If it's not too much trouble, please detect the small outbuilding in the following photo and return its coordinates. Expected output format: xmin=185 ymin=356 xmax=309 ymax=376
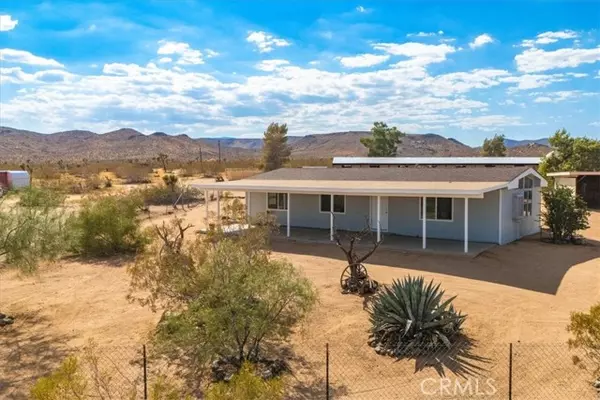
xmin=547 ymin=171 xmax=600 ymax=209
xmin=0 ymin=170 xmax=30 ymax=190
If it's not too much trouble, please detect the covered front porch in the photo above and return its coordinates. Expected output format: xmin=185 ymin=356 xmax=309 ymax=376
xmin=271 ymin=227 xmax=495 ymax=258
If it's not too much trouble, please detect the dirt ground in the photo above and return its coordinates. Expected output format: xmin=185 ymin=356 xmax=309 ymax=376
xmin=1 ymin=189 xmax=598 ymax=398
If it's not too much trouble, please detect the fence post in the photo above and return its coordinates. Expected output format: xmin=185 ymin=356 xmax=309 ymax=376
xmin=325 ymin=343 xmax=330 ymax=400
xmin=143 ymin=344 xmax=148 ymax=400
xmin=508 ymin=342 xmax=513 ymax=400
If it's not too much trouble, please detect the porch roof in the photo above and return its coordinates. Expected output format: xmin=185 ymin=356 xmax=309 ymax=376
xmin=192 ymin=166 xmax=545 ymax=197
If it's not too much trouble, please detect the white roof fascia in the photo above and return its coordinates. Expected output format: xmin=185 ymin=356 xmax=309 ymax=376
xmin=507 ymin=168 xmax=548 ymax=189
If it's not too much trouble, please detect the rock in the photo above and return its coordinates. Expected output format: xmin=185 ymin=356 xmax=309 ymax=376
xmin=592 ymin=379 xmax=600 ymax=389
xmin=375 ymin=345 xmax=385 ymax=355
xmin=367 ymin=337 xmax=377 ymax=347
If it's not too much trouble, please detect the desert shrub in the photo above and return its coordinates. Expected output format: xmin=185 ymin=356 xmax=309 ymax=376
xmin=19 ymin=187 xmax=66 ymax=208
xmin=132 ymin=184 xmax=202 ymax=207
xmin=222 ymin=197 xmax=246 ymax=223
xmin=114 ymin=164 xmax=153 ymax=184
xmin=162 ymin=174 xmax=178 ymax=191
xmin=30 ymin=342 xmax=191 ymax=399
xmin=568 ymin=303 xmax=600 ymax=376
xmin=69 ymin=194 xmax=147 ymax=257
xmin=368 ymin=276 xmax=466 ymax=355
xmin=224 ymin=168 xmax=260 ymax=181
xmin=206 ymin=362 xmax=284 ymax=400
xmin=0 ymin=200 xmax=71 ymax=272
xmin=128 ymin=218 xmax=316 ymax=384
xmin=541 ymin=186 xmax=590 ymax=243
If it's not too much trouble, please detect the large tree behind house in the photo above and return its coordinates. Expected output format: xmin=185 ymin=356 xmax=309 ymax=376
xmin=481 ymin=134 xmax=507 ymax=157
xmin=262 ymin=122 xmax=291 ymax=171
xmin=539 ymin=128 xmax=600 ymax=174
xmin=360 ymin=122 xmax=405 ymax=157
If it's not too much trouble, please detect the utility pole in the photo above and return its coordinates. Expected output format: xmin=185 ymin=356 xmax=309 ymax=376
xmin=199 ymin=145 xmax=203 ymax=172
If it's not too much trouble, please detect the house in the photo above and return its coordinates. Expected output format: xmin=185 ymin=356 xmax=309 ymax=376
xmin=547 ymin=171 xmax=600 ymax=209
xmin=332 ymin=156 xmax=542 ymax=168
xmin=193 ymin=162 xmax=547 ymax=255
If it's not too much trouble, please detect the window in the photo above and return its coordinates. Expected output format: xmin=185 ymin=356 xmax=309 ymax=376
xmin=519 ymin=177 xmax=533 ymax=216
xmin=320 ymin=194 xmax=345 ymax=213
xmin=419 ymin=197 xmax=453 ymax=221
xmin=267 ymin=193 xmax=287 ymax=210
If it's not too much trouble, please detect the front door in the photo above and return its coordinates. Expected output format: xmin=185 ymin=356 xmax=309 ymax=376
xmin=370 ymin=196 xmax=389 ymax=231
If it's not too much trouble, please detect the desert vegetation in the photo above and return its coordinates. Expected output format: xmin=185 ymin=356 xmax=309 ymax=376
xmin=541 ymin=185 xmax=590 ymax=243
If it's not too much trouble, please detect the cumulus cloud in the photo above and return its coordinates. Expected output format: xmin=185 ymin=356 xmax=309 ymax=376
xmin=0 ymin=48 xmax=63 ymax=67
xmin=205 ymin=49 xmax=219 ymax=58
xmin=0 ymin=15 xmax=18 ymax=31
xmin=520 ymin=30 xmax=578 ymax=48
xmin=338 ymin=53 xmax=390 ymax=68
xmin=373 ymin=42 xmax=456 ymax=67
xmin=515 ymin=46 xmax=600 ymax=73
xmin=246 ymin=31 xmax=290 ymax=53
xmin=157 ymin=40 xmax=204 ymax=65
xmin=407 ymin=30 xmax=444 ymax=37
xmin=469 ymin=34 xmax=494 ymax=49
xmin=533 ymin=90 xmax=592 ymax=103
xmin=255 ymin=59 xmax=290 ymax=71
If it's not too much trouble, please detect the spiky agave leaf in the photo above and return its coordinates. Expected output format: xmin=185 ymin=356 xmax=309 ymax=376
xmin=368 ymin=275 xmax=466 ymax=355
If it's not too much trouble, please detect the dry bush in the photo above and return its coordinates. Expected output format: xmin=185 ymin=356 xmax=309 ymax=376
xmin=225 ymin=168 xmax=260 ymax=181
xmin=113 ymin=164 xmax=153 ymax=184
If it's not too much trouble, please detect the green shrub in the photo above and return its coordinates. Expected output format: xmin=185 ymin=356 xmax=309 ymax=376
xmin=162 ymin=174 xmax=179 ymax=191
xmin=18 ymin=187 xmax=66 ymax=208
xmin=206 ymin=362 xmax=284 ymax=400
xmin=70 ymin=194 xmax=147 ymax=257
xmin=541 ymin=186 xmax=590 ymax=243
xmin=368 ymin=276 xmax=466 ymax=354
xmin=568 ymin=303 xmax=600 ymax=376
xmin=132 ymin=184 xmax=202 ymax=207
xmin=30 ymin=356 xmax=87 ymax=400
xmin=0 ymin=201 xmax=70 ymax=272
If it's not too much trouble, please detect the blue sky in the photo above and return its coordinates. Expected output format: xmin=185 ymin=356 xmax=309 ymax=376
xmin=0 ymin=0 xmax=599 ymax=145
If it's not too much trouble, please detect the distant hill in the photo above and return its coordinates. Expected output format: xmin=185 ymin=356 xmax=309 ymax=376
xmin=0 ymin=126 xmax=550 ymax=162
xmin=505 ymin=138 xmax=549 ymax=148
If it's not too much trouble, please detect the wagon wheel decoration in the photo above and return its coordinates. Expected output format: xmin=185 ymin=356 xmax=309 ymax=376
xmin=332 ymin=216 xmax=382 ymax=295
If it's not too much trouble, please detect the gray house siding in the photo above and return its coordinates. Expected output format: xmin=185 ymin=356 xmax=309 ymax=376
xmin=248 ymin=190 xmax=509 ymax=244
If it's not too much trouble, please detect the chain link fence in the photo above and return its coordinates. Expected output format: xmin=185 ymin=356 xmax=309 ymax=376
xmin=1 ymin=341 xmax=596 ymax=399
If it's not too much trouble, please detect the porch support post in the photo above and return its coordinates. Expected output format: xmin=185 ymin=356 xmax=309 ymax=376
xmin=330 ymin=194 xmax=334 ymax=241
xmin=204 ymin=190 xmax=209 ymax=223
xmin=464 ymin=197 xmax=469 ymax=253
xmin=216 ymin=191 xmax=220 ymax=222
xmin=376 ymin=195 xmax=381 ymax=242
xmin=422 ymin=196 xmax=427 ymax=249
xmin=498 ymin=189 xmax=503 ymax=245
xmin=246 ymin=191 xmax=250 ymax=223
xmin=286 ymin=193 xmax=291 ymax=237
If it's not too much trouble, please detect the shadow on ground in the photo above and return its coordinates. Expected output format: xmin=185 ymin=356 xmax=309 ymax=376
xmin=271 ymin=235 xmax=600 ymax=295
xmin=0 ymin=310 xmax=76 ymax=399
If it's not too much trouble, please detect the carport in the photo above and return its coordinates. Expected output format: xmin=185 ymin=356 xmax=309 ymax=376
xmin=548 ymin=171 xmax=600 ymax=209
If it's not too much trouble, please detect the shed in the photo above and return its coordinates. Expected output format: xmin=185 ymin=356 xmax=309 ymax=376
xmin=547 ymin=171 xmax=600 ymax=209
xmin=0 ymin=171 xmax=31 ymax=190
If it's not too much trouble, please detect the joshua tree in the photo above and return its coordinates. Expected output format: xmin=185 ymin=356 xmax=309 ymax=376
xmin=156 ymin=153 xmax=169 ymax=172
xmin=332 ymin=217 xmax=382 ymax=295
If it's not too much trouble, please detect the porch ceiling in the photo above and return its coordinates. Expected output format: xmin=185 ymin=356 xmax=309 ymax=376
xmin=192 ymin=179 xmax=507 ymax=197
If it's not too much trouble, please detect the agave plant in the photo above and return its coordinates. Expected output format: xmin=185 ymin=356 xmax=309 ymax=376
xmin=368 ymin=276 xmax=466 ymax=355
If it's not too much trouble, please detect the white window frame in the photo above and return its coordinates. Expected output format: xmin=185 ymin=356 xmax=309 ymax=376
xmin=520 ymin=177 xmax=533 ymax=217
xmin=419 ymin=197 xmax=454 ymax=222
xmin=319 ymin=194 xmax=346 ymax=214
xmin=266 ymin=192 xmax=288 ymax=211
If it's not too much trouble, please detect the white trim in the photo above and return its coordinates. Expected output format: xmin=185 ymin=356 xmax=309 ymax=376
xmin=286 ymin=192 xmax=291 ymax=238
xmin=266 ymin=192 xmax=288 ymax=211
xmin=498 ymin=189 xmax=503 ymax=245
xmin=547 ymin=171 xmax=600 ymax=177
xmin=329 ymin=194 xmax=334 ymax=241
xmin=418 ymin=197 xmax=455 ymax=222
xmin=332 ymin=156 xmax=542 ymax=166
xmin=319 ymin=194 xmax=346 ymax=214
xmin=377 ymin=195 xmax=381 ymax=242
xmin=422 ymin=196 xmax=427 ymax=249
xmin=507 ymin=168 xmax=548 ymax=189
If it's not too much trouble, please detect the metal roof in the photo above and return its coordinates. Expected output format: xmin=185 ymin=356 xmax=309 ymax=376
xmin=332 ymin=157 xmax=542 ymax=165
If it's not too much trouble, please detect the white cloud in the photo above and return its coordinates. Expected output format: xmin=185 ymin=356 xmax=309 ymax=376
xmin=373 ymin=42 xmax=456 ymax=67
xmin=450 ymin=115 xmax=526 ymax=130
xmin=157 ymin=40 xmax=203 ymax=65
xmin=158 ymin=57 xmax=172 ymax=64
xmin=308 ymin=60 xmax=320 ymax=66
xmin=515 ymin=46 xmax=600 ymax=73
xmin=0 ymin=15 xmax=18 ymax=31
xmin=589 ymin=121 xmax=600 ymax=127
xmin=246 ymin=31 xmax=290 ymax=53
xmin=356 ymin=5 xmax=369 ymax=13
xmin=338 ymin=53 xmax=390 ymax=68
xmin=469 ymin=34 xmax=494 ymax=49
xmin=0 ymin=67 xmax=74 ymax=84
xmin=407 ymin=31 xmax=444 ymax=38
xmin=500 ymin=73 xmax=569 ymax=91
xmin=0 ymin=48 xmax=63 ymax=67
xmin=205 ymin=49 xmax=219 ymax=58
xmin=520 ymin=30 xmax=578 ymax=48
xmin=255 ymin=59 xmax=290 ymax=71
xmin=533 ymin=90 xmax=592 ymax=103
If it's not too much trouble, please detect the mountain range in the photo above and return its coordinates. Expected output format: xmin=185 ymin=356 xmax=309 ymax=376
xmin=0 ymin=126 xmax=550 ymax=162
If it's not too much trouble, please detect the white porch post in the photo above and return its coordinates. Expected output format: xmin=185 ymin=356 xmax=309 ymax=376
xmin=286 ymin=193 xmax=291 ymax=237
xmin=204 ymin=189 xmax=209 ymax=223
xmin=498 ymin=189 xmax=503 ymax=245
xmin=464 ymin=197 xmax=469 ymax=253
xmin=376 ymin=195 xmax=381 ymax=242
xmin=246 ymin=191 xmax=251 ymax=223
xmin=330 ymin=194 xmax=334 ymax=241
xmin=216 ymin=191 xmax=220 ymax=222
xmin=422 ymin=196 xmax=427 ymax=249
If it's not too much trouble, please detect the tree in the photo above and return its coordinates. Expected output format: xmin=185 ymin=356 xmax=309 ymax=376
xmin=568 ymin=303 xmax=600 ymax=378
xmin=360 ymin=122 xmax=405 ymax=157
xmin=539 ymin=129 xmax=600 ymax=175
xmin=162 ymin=174 xmax=178 ymax=192
xmin=541 ymin=186 xmax=590 ymax=243
xmin=206 ymin=362 xmax=284 ymax=400
xmin=481 ymin=134 xmax=507 ymax=157
xmin=127 ymin=218 xmax=317 ymax=383
xmin=156 ymin=153 xmax=169 ymax=172
xmin=262 ymin=123 xmax=291 ymax=171
xmin=19 ymin=159 xmax=33 ymax=185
